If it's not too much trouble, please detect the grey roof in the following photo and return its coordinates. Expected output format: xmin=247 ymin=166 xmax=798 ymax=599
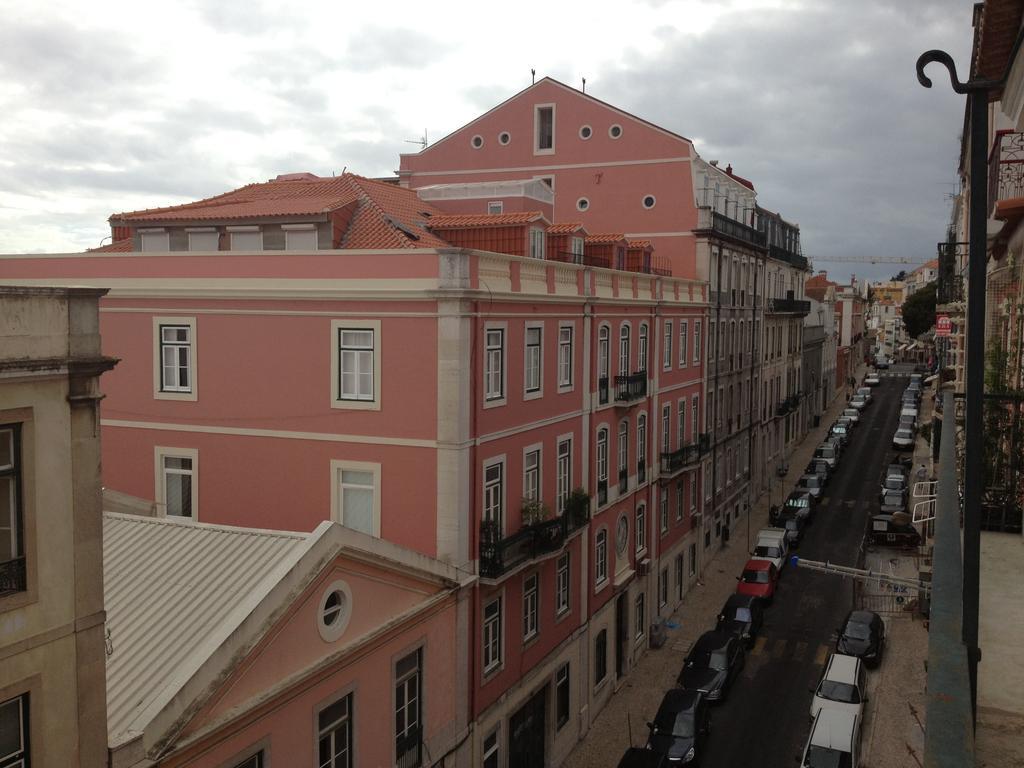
xmin=103 ymin=512 xmax=315 ymax=747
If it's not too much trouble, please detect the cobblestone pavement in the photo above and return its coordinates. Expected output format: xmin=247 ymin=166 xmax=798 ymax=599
xmin=565 ymin=374 xmax=867 ymax=768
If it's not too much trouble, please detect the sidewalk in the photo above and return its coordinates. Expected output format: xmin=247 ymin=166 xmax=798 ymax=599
xmin=565 ymin=381 xmax=860 ymax=768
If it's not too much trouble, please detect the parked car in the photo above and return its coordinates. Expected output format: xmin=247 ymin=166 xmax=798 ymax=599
xmin=805 ymin=458 xmax=831 ymax=485
xmin=772 ymin=491 xmax=815 ymax=525
xmin=836 ymin=609 xmax=886 ymax=668
xmin=799 ymin=709 xmax=862 ymax=768
xmin=886 ymin=461 xmax=909 ymax=481
xmin=864 ymin=372 xmax=881 ymax=386
xmin=829 ymin=423 xmax=851 ymax=447
xmin=781 ymin=514 xmax=806 ymax=548
xmin=865 ymin=514 xmax=922 ymax=549
xmin=716 ymin=594 xmax=765 ymax=647
xmin=825 ymin=436 xmax=845 ymax=457
xmin=879 ymin=490 xmax=907 ymax=515
xmin=892 ymin=428 xmax=915 ymax=450
xmin=856 ymin=387 xmax=873 ymax=404
xmin=879 ymin=474 xmax=908 ymax=501
xmin=676 ymin=631 xmax=745 ymax=702
xmin=900 ymin=406 xmax=919 ymax=421
xmin=813 ymin=444 xmax=839 ymax=470
xmin=910 ymin=373 xmax=923 ymax=385
xmin=615 ymin=747 xmax=668 ymax=768
xmin=809 ymin=653 xmax=868 ymax=721
xmin=841 ymin=407 xmax=861 ymax=425
xmin=645 ymin=688 xmax=711 ymax=765
xmin=797 ymin=473 xmax=825 ymax=500
xmin=751 ymin=528 xmax=789 ymax=571
xmin=875 ymin=355 xmax=890 ymax=369
xmin=899 ymin=414 xmax=917 ymax=430
xmin=736 ymin=558 xmax=779 ymax=604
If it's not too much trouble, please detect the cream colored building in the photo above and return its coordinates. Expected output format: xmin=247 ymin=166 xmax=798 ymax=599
xmin=0 ymin=286 xmax=116 ymax=768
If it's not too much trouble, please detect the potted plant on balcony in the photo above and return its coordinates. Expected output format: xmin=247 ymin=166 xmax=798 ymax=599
xmin=564 ymin=487 xmax=591 ymax=529
xmin=521 ymin=498 xmax=551 ymax=527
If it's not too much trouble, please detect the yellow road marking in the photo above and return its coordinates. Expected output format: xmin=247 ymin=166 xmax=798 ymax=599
xmin=751 ymin=636 xmax=768 ymax=657
xmin=794 ymin=641 xmax=808 ymax=661
xmin=771 ymin=638 xmax=788 ymax=659
xmin=814 ymin=644 xmax=830 ymax=666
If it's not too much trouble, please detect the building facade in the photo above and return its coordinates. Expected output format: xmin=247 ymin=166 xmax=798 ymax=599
xmin=0 ymin=286 xmax=116 ymax=768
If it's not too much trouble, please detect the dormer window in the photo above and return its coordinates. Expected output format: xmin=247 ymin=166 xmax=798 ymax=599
xmin=529 ymin=228 xmax=545 ymax=260
xmin=283 ymin=223 xmax=318 ymax=251
xmin=228 ymin=226 xmax=263 ymax=251
xmin=186 ymin=228 xmax=218 ymax=251
xmin=140 ymin=228 xmax=170 ymax=252
xmin=535 ymin=105 xmax=555 ymax=154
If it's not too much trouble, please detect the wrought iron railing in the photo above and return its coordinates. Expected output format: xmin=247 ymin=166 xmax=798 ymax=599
xmin=614 ymin=372 xmax=647 ymax=402
xmin=581 ymin=252 xmax=611 ymax=269
xmin=0 ymin=557 xmax=27 ymax=594
xmin=550 ymin=250 xmax=584 ymax=265
xmin=768 ymin=243 xmax=809 ymax=270
xmin=478 ymin=501 xmax=590 ymax=579
xmin=988 ymin=130 xmax=1024 ymax=217
xmin=696 ymin=207 xmax=767 ymax=248
xmin=598 ymin=376 xmax=609 ymax=405
xmin=660 ymin=441 xmax=704 ymax=476
xmin=766 ymin=297 xmax=811 ymax=315
xmin=938 ymin=275 xmax=964 ymax=304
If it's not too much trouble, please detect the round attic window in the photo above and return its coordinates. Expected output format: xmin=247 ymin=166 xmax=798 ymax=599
xmin=498 ymin=131 xmax=511 ymax=145
xmin=471 ymin=135 xmax=484 ymax=149
xmin=317 ymin=579 xmax=353 ymax=642
xmin=609 ymin=124 xmax=623 ymax=139
xmin=577 ymin=197 xmax=590 ymax=212
xmin=579 ymin=125 xmax=593 ymax=140
xmin=642 ymin=195 xmax=656 ymax=209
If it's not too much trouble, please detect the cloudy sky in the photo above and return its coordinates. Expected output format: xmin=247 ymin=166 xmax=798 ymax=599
xmin=0 ymin=0 xmax=973 ymax=282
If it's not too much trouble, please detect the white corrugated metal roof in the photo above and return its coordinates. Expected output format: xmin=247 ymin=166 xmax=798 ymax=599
xmin=103 ymin=512 xmax=313 ymax=748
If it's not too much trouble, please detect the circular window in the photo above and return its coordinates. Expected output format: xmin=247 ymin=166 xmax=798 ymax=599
xmin=609 ymin=124 xmax=623 ymax=139
xmin=576 ymin=197 xmax=590 ymax=212
xmin=317 ymin=580 xmax=353 ymax=642
xmin=579 ymin=124 xmax=593 ymax=140
xmin=498 ymin=131 xmax=511 ymax=145
xmin=615 ymin=515 xmax=629 ymax=555
xmin=471 ymin=135 xmax=484 ymax=149
xmin=642 ymin=195 xmax=656 ymax=209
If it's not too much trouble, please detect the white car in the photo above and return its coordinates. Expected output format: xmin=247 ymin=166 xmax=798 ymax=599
xmin=810 ymin=654 xmax=867 ymax=721
xmin=751 ymin=528 xmax=789 ymax=572
xmin=800 ymin=709 xmax=862 ymax=768
xmin=864 ymin=373 xmax=881 ymax=387
xmin=892 ymin=428 xmax=915 ymax=450
xmin=856 ymin=387 xmax=873 ymax=404
xmin=841 ymin=408 xmax=860 ymax=425
xmin=848 ymin=397 xmax=867 ymax=412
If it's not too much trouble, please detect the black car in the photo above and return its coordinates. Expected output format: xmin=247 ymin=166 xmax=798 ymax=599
xmin=866 ymin=514 xmax=922 ymax=549
xmin=676 ymin=631 xmax=745 ymax=702
xmin=646 ymin=689 xmax=711 ymax=765
xmin=796 ymin=473 xmax=825 ymax=500
xmin=836 ymin=610 xmax=886 ymax=668
xmin=805 ymin=459 xmax=831 ymax=485
xmin=715 ymin=594 xmax=765 ymax=647
xmin=616 ymin=747 xmax=668 ymax=768
xmin=772 ymin=491 xmax=815 ymax=525
xmin=879 ymin=491 xmax=907 ymax=515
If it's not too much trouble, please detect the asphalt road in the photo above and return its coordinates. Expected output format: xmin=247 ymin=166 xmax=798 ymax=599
xmin=697 ymin=370 xmax=910 ymax=767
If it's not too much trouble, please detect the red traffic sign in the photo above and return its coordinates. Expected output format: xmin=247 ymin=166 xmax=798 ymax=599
xmin=936 ymin=316 xmax=951 ymax=336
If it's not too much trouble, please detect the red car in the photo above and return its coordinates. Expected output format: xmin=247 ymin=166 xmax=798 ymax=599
xmin=736 ymin=558 xmax=779 ymax=603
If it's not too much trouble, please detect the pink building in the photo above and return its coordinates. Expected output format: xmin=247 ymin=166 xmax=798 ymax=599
xmin=1 ymin=171 xmax=707 ymax=765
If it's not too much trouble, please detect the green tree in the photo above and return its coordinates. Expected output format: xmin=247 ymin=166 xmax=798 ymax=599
xmin=901 ymin=280 xmax=937 ymax=338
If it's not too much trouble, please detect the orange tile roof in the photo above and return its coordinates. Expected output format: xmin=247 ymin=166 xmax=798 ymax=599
xmin=585 ymin=233 xmax=626 ymax=244
xmin=426 ymin=212 xmax=547 ymax=229
xmin=626 ymin=239 xmax=653 ymax=248
xmin=88 ymin=238 xmax=133 ymax=253
xmin=546 ymin=222 xmax=586 ymax=234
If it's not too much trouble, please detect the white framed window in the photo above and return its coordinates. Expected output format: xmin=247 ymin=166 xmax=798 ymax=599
xmin=186 ymin=227 xmax=218 ymax=251
xmin=660 ymin=487 xmax=669 ymax=533
xmin=153 ymin=317 xmax=197 ymax=401
xmin=661 ymin=404 xmax=671 ymax=453
xmin=282 ymin=222 xmax=318 ymax=250
xmin=471 ymin=134 xmax=484 ymax=149
xmin=692 ymin=396 xmax=700 ymax=441
xmin=534 ymin=104 xmax=555 ymax=154
xmin=609 ymin=123 xmax=623 ymax=139
xmin=618 ymin=324 xmax=631 ymax=376
xmin=617 ymin=420 xmax=628 ymax=488
xmin=576 ymin=197 xmax=590 ymax=212
xmin=394 ymin=649 xmax=422 ymax=767
xmin=330 ymin=460 xmax=381 ymax=537
xmin=556 ymin=552 xmax=570 ymax=615
xmin=596 ymin=427 xmax=609 ymax=501
xmin=571 ymin=236 xmax=585 ymax=258
xmin=558 ymin=324 xmax=574 ymax=389
xmin=483 ymin=729 xmax=500 ymax=768
xmin=484 ymin=325 xmax=506 ymax=405
xmin=635 ymin=504 xmax=646 ymax=553
xmin=483 ymin=459 xmax=505 ymax=530
xmin=155 ymin=446 xmax=198 ymax=520
xmin=663 ymin=320 xmax=672 ymax=370
xmin=139 ymin=228 xmax=170 ymax=252
xmin=330 ymin=319 xmax=381 ymax=411
xmin=638 ymin=323 xmax=649 ymax=373
xmin=498 ymin=131 xmax=511 ymax=145
xmin=642 ymin=194 xmax=656 ymax=210
xmin=598 ymin=324 xmax=610 ymax=382
xmin=0 ymin=694 xmax=29 ymax=768
xmin=529 ymin=227 xmax=546 ymax=260
xmin=556 ymin=437 xmax=572 ymax=513
xmin=693 ymin=320 xmax=702 ymax=364
xmin=595 ymin=529 xmax=608 ymax=586
xmin=524 ymin=324 xmax=543 ymax=396
xmin=679 ymin=320 xmax=689 ymax=367
xmin=483 ymin=596 xmax=503 ymax=674
xmin=678 ymin=401 xmax=686 ymax=449
xmin=317 ymin=693 xmax=353 ymax=768
xmin=228 ymin=225 xmax=263 ymax=251
xmin=522 ymin=573 xmax=539 ymax=641
xmin=637 ymin=413 xmax=647 ymax=479
xmin=634 ymin=593 xmax=645 ymax=640
xmin=579 ymin=124 xmax=593 ymax=140
xmin=523 ymin=447 xmax=540 ymax=503
xmin=487 ymin=200 xmax=503 ymax=214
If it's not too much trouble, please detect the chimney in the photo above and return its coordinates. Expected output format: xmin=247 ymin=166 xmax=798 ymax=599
xmin=709 ymin=160 xmax=719 ymax=167
xmin=726 ymin=164 xmax=733 ymax=175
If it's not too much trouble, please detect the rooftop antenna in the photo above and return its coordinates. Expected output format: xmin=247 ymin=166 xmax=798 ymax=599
xmin=582 ymin=76 xmax=586 ymax=93
xmin=531 ymin=68 xmax=536 ymax=85
xmin=404 ymin=130 xmax=428 ymax=150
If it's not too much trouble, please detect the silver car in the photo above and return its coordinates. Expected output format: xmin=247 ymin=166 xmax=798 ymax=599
xmin=842 ymin=408 xmax=861 ymax=425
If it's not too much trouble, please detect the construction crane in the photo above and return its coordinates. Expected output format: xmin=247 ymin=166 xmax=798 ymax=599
xmin=807 ymin=255 xmax=929 ymax=265
xmin=790 ymin=556 xmax=931 ymax=593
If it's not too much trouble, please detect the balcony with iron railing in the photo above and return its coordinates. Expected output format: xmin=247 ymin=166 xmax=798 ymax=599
xmin=479 ymin=495 xmax=591 ymax=580
xmin=765 ymin=296 xmax=811 ymax=316
xmin=660 ymin=433 xmax=711 ymax=478
xmin=696 ymin=207 xmax=767 ymax=249
xmin=0 ymin=557 xmax=27 ymax=594
xmin=614 ymin=372 xmax=647 ymax=404
xmin=988 ymin=130 xmax=1024 ymax=218
xmin=768 ymin=243 xmax=809 ymax=270
xmin=774 ymin=393 xmax=801 ymax=417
